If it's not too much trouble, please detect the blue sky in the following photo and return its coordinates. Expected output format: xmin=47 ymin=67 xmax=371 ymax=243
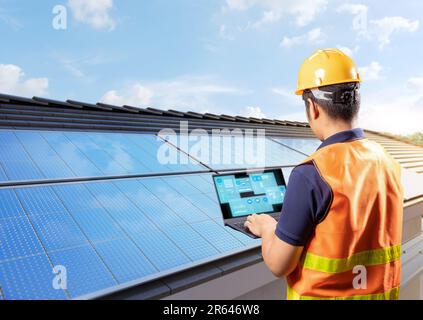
xmin=0 ymin=0 xmax=422 ymax=134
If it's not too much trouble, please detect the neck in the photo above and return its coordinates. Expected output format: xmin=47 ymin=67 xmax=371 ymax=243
xmin=321 ymin=122 xmax=354 ymax=141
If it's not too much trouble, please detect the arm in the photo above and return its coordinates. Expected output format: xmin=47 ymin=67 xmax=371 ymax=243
xmin=245 ymin=215 xmax=303 ymax=277
xmin=245 ymin=164 xmax=332 ymax=277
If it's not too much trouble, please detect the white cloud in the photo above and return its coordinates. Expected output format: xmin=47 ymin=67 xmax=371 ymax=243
xmin=359 ymin=94 xmax=423 ymax=135
xmin=68 ymin=0 xmax=116 ymax=30
xmin=225 ymin=0 xmax=328 ymax=27
xmin=271 ymin=87 xmax=299 ymax=105
xmin=337 ymin=5 xmax=419 ymax=49
xmin=251 ymin=10 xmax=281 ymax=29
xmin=244 ymin=106 xmax=266 ymax=118
xmin=359 ymin=61 xmax=383 ymax=81
xmin=280 ymin=28 xmax=326 ymax=48
xmin=279 ymin=111 xmax=307 ymax=123
xmin=0 ymin=64 xmax=48 ymax=96
xmin=370 ymin=16 xmax=419 ymax=49
xmin=407 ymin=77 xmax=423 ymax=91
xmin=101 ymin=76 xmax=248 ymax=113
xmin=337 ymin=3 xmax=368 ymax=15
xmin=336 ymin=45 xmax=357 ymax=57
xmin=102 ymin=84 xmax=153 ymax=106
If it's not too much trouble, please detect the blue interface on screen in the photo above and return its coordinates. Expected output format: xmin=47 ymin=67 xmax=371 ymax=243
xmin=214 ymin=172 xmax=286 ymax=217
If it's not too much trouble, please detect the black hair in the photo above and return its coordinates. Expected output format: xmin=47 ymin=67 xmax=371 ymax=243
xmin=302 ymin=82 xmax=360 ymax=122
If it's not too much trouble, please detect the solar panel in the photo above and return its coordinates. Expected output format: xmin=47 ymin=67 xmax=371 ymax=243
xmin=0 ymin=173 xmax=262 ymax=299
xmin=272 ymin=138 xmax=321 ymax=156
xmin=163 ymin=134 xmax=306 ymax=170
xmin=0 ymin=130 xmax=207 ymax=183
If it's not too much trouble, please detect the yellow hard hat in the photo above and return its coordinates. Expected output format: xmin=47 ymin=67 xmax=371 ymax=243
xmin=295 ymin=48 xmax=361 ymax=95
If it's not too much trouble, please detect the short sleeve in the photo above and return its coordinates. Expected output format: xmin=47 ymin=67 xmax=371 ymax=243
xmin=275 ymin=163 xmax=332 ymax=246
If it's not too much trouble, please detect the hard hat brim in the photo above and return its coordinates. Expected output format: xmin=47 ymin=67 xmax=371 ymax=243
xmin=295 ymin=78 xmax=361 ymax=96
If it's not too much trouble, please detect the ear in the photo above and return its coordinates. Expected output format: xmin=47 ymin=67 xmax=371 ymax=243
xmin=307 ymin=99 xmax=320 ymax=120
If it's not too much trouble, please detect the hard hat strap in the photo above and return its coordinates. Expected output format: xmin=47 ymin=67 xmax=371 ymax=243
xmin=309 ymin=84 xmax=360 ymax=104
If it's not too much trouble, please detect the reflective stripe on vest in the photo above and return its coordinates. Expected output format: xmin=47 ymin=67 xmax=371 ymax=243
xmin=301 ymin=245 xmax=402 ymax=274
xmin=287 ymin=286 xmax=400 ymax=300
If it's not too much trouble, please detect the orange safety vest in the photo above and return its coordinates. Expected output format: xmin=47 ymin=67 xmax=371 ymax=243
xmin=286 ymin=138 xmax=403 ymax=300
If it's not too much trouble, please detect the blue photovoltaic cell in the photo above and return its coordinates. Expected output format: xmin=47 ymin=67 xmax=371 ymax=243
xmin=70 ymin=208 xmax=127 ymax=243
xmin=53 ymin=184 xmax=102 ymax=212
xmin=0 ymin=130 xmax=206 ymax=183
xmin=161 ymin=224 xmax=219 ymax=261
xmin=0 ymin=217 xmax=44 ymax=262
xmin=63 ymin=132 xmax=130 ymax=176
xmin=181 ymin=174 xmax=214 ymax=194
xmin=163 ymin=176 xmax=203 ymax=196
xmin=87 ymin=133 xmax=150 ymax=174
xmin=126 ymin=134 xmax=201 ymax=172
xmin=16 ymin=186 xmax=67 ymax=216
xmin=41 ymin=131 xmax=103 ymax=177
xmin=191 ymin=220 xmax=243 ymax=252
xmin=0 ymin=164 xmax=7 ymax=180
xmin=84 ymin=182 xmax=158 ymax=235
xmin=273 ymin=138 xmax=321 ymax=156
xmin=14 ymin=131 xmax=75 ymax=179
xmin=95 ymin=238 xmax=157 ymax=283
xmin=29 ymin=213 xmax=89 ymax=252
xmin=2 ymin=160 xmax=44 ymax=181
xmin=0 ymin=254 xmax=68 ymax=300
xmin=130 ymin=228 xmax=191 ymax=271
xmin=183 ymin=193 xmax=222 ymax=219
xmin=118 ymin=180 xmax=183 ymax=227
xmin=0 ymin=189 xmax=25 ymax=220
xmin=49 ymin=245 xmax=117 ymax=298
xmin=163 ymin=196 xmax=210 ymax=224
xmin=138 ymin=177 xmax=176 ymax=195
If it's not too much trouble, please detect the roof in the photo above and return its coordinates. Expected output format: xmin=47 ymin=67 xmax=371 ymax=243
xmin=0 ymin=92 xmax=422 ymax=300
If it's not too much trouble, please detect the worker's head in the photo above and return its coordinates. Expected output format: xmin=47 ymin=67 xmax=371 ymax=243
xmin=302 ymin=82 xmax=360 ymax=139
xmin=295 ymin=49 xmax=361 ymax=140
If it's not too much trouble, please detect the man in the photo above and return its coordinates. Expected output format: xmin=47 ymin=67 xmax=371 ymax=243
xmin=245 ymin=48 xmax=403 ymax=300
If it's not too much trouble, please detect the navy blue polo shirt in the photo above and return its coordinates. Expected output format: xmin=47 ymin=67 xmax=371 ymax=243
xmin=275 ymin=128 xmax=365 ymax=246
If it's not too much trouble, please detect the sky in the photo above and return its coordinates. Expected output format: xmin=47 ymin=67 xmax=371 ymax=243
xmin=0 ymin=0 xmax=422 ymax=134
